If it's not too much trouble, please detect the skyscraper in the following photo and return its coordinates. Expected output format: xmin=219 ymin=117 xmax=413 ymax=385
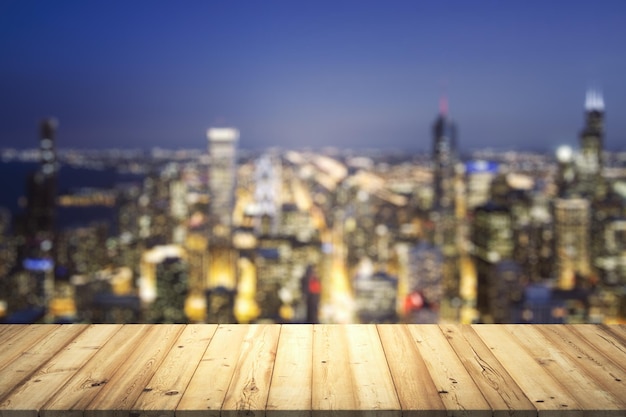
xmin=432 ymin=96 xmax=457 ymax=228
xmin=23 ymin=118 xmax=58 ymax=248
xmin=471 ymin=202 xmax=514 ymax=322
xmin=206 ymin=127 xmax=239 ymax=309
xmin=207 ymin=127 xmax=239 ymax=243
xmin=576 ymin=88 xmax=606 ymax=199
xmin=431 ymin=96 xmax=460 ymax=320
xmin=12 ymin=118 xmax=59 ymax=318
xmin=554 ymin=198 xmax=591 ymax=289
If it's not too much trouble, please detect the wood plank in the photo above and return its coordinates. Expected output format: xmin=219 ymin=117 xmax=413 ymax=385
xmin=313 ymin=325 xmax=402 ymax=417
xmin=221 ymin=324 xmax=281 ymax=417
xmin=266 ymin=324 xmax=312 ymax=417
xmin=40 ymin=324 xmax=152 ymax=417
xmin=0 ymin=324 xmax=27 ymax=340
xmin=84 ymin=324 xmax=185 ymax=417
xmin=407 ymin=325 xmax=492 ymax=417
xmin=536 ymin=325 xmax=626 ymax=405
xmin=346 ymin=325 xmax=400 ymax=417
xmin=439 ymin=324 xmax=536 ymax=417
xmin=590 ymin=325 xmax=626 ymax=346
xmin=0 ymin=324 xmax=86 ymax=403
xmin=567 ymin=325 xmax=626 ymax=372
xmin=0 ymin=324 xmax=59 ymax=371
xmin=0 ymin=324 xmax=122 ymax=417
xmin=473 ymin=325 xmax=583 ymax=417
xmin=131 ymin=324 xmax=218 ymax=417
xmin=504 ymin=325 xmax=625 ymax=413
xmin=176 ymin=324 xmax=252 ymax=417
xmin=312 ymin=324 xmax=358 ymax=417
xmin=0 ymin=324 xmax=623 ymax=416
xmin=600 ymin=325 xmax=626 ymax=346
xmin=377 ymin=325 xmax=447 ymax=417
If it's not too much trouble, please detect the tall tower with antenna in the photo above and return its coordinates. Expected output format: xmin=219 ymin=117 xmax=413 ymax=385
xmin=431 ymin=95 xmax=461 ymax=320
xmin=577 ymin=88 xmax=606 ymax=199
xmin=432 ymin=95 xmax=457 ymax=246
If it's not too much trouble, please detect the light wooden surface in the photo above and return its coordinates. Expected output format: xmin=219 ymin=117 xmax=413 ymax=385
xmin=0 ymin=324 xmax=624 ymax=417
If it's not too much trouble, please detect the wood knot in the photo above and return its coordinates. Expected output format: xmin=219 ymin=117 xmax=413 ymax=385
xmin=165 ymin=390 xmax=179 ymax=396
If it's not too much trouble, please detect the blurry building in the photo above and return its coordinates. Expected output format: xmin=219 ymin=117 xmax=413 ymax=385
xmin=555 ymin=145 xmax=576 ymax=197
xmin=301 ymin=265 xmax=321 ymax=323
xmin=431 ymin=97 xmax=461 ymax=320
xmin=139 ymin=245 xmax=187 ymax=322
xmin=206 ymin=127 xmax=239 ymax=296
xmin=464 ymin=160 xmax=499 ymax=209
xmin=520 ymin=281 xmax=593 ymax=324
xmin=207 ymin=127 xmax=239 ymax=242
xmin=553 ymin=198 xmax=591 ymax=289
xmin=431 ymin=96 xmax=457 ymax=249
xmin=490 ymin=260 xmax=524 ymax=323
xmin=471 ymin=202 xmax=514 ymax=322
xmin=405 ymin=241 xmax=443 ymax=323
xmin=11 ymin=118 xmax=59 ymax=318
xmin=576 ymin=89 xmax=606 ymax=200
xmin=353 ymin=262 xmax=398 ymax=323
xmin=56 ymin=223 xmax=109 ymax=277
xmin=253 ymin=153 xmax=282 ymax=235
xmin=73 ymin=267 xmax=140 ymax=323
xmin=151 ymin=256 xmax=188 ymax=323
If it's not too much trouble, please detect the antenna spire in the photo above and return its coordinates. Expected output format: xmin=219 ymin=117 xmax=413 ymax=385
xmin=585 ymin=87 xmax=604 ymax=112
xmin=439 ymin=94 xmax=448 ymax=116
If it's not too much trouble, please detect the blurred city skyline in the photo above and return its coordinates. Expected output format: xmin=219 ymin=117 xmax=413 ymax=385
xmin=2 ymin=0 xmax=626 ymax=151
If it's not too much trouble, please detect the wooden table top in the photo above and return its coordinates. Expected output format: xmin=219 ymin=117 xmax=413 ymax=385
xmin=0 ymin=324 xmax=624 ymax=417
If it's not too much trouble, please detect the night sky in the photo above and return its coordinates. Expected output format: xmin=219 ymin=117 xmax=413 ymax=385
xmin=1 ymin=0 xmax=626 ymax=152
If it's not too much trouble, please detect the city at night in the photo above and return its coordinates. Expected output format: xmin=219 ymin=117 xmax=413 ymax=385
xmin=1 ymin=1 xmax=626 ymax=325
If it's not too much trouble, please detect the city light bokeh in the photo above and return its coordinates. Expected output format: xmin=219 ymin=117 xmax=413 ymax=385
xmin=1 ymin=87 xmax=625 ymax=324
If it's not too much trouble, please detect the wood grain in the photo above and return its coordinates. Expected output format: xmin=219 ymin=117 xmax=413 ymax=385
xmin=0 ymin=324 xmax=85 ymax=403
xmin=221 ymin=325 xmax=281 ymax=417
xmin=0 ymin=324 xmax=121 ymax=417
xmin=439 ymin=324 xmax=536 ymax=417
xmin=567 ymin=325 xmax=626 ymax=372
xmin=0 ymin=324 xmax=622 ymax=417
xmin=504 ymin=325 xmax=625 ymax=414
xmin=536 ymin=325 xmax=626 ymax=406
xmin=345 ymin=325 xmax=401 ymax=417
xmin=473 ymin=324 xmax=584 ymax=417
xmin=40 ymin=324 xmax=152 ymax=417
xmin=312 ymin=324 xmax=357 ymax=417
xmin=84 ymin=324 xmax=184 ymax=417
xmin=0 ymin=325 xmax=59 ymax=371
xmin=0 ymin=324 xmax=27 ymax=341
xmin=407 ymin=325 xmax=492 ymax=417
xmin=378 ymin=324 xmax=447 ymax=417
xmin=131 ymin=324 xmax=218 ymax=417
xmin=600 ymin=325 xmax=626 ymax=346
xmin=266 ymin=324 xmax=312 ymax=417
xmin=176 ymin=324 xmax=254 ymax=417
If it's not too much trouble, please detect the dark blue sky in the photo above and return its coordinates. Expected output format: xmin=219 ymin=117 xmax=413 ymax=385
xmin=1 ymin=0 xmax=625 ymax=151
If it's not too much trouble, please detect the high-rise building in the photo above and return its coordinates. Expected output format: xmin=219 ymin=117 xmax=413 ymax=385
xmin=432 ymin=96 xmax=457 ymax=242
xmin=431 ymin=96 xmax=460 ymax=320
xmin=405 ymin=241 xmax=443 ymax=323
xmin=576 ymin=88 xmax=606 ymax=200
xmin=22 ymin=118 xmax=58 ymax=255
xmin=471 ymin=202 xmax=514 ymax=322
xmin=207 ymin=127 xmax=239 ymax=243
xmin=253 ymin=153 xmax=282 ymax=235
xmin=553 ymin=198 xmax=591 ymax=289
xmin=12 ymin=118 xmax=60 ymax=317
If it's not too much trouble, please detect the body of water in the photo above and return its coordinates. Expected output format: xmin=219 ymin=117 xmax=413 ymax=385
xmin=0 ymin=162 xmax=143 ymax=231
